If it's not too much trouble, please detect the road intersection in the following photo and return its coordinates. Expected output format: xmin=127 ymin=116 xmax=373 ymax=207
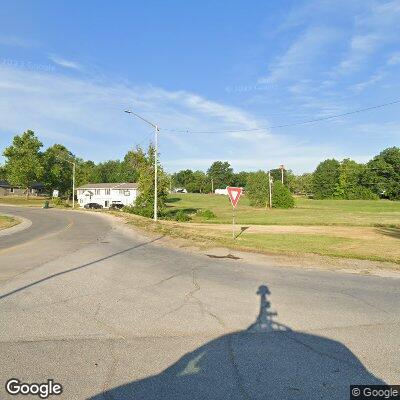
xmin=0 ymin=206 xmax=399 ymax=399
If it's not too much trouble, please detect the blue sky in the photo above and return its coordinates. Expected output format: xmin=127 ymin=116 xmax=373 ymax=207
xmin=0 ymin=0 xmax=399 ymax=173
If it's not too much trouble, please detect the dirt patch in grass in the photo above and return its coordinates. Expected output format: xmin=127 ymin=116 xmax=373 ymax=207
xmin=106 ymin=210 xmax=400 ymax=274
xmin=189 ymin=223 xmax=399 ymax=240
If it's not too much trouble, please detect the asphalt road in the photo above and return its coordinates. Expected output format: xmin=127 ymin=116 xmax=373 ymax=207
xmin=0 ymin=206 xmax=399 ymax=399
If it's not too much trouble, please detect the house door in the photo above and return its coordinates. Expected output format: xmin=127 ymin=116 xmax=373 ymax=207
xmin=105 ymin=201 xmax=109 ymax=208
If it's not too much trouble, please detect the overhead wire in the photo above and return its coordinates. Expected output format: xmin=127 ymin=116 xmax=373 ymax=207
xmin=160 ymin=98 xmax=400 ymax=134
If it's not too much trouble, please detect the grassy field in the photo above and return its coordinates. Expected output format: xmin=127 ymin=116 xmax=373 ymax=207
xmin=0 ymin=196 xmax=49 ymax=207
xmin=0 ymin=215 xmax=19 ymax=230
xmin=160 ymin=194 xmax=400 ymax=263
xmin=0 ymin=196 xmax=72 ymax=208
xmin=2 ymin=193 xmax=399 ymax=263
xmin=165 ymin=194 xmax=400 ymax=227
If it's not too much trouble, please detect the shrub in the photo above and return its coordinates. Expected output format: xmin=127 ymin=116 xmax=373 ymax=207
xmin=52 ymin=197 xmax=70 ymax=207
xmin=174 ymin=210 xmax=191 ymax=222
xmin=123 ymin=205 xmax=154 ymax=218
xmin=196 ymin=209 xmax=216 ymax=220
xmin=246 ymin=170 xmax=269 ymax=207
xmin=272 ymin=181 xmax=295 ymax=208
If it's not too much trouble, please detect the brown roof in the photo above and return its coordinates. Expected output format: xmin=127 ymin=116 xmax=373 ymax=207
xmin=77 ymin=183 xmax=138 ymax=190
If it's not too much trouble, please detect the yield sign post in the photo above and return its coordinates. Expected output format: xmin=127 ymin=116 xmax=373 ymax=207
xmin=227 ymin=187 xmax=243 ymax=239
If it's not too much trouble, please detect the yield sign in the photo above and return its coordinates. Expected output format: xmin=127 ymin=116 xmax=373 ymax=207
xmin=227 ymin=187 xmax=243 ymax=208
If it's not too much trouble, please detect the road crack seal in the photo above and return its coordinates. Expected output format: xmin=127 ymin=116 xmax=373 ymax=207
xmin=161 ymin=268 xmax=225 ymax=327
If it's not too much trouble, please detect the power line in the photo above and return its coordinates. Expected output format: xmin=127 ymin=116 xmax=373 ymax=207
xmin=161 ymin=98 xmax=400 ymax=134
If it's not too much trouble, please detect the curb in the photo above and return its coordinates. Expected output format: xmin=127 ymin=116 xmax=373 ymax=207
xmin=0 ymin=213 xmax=33 ymax=237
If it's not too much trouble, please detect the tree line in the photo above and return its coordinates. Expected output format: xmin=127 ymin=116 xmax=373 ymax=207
xmin=173 ymin=149 xmax=399 ymax=201
xmin=1 ymin=130 xmax=399 ymax=203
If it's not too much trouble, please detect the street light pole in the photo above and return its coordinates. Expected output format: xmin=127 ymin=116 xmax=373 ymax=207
xmin=154 ymin=124 xmax=159 ymax=221
xmin=125 ymin=109 xmax=160 ymax=222
xmin=268 ymin=171 xmax=273 ymax=209
xmin=56 ymin=156 xmax=76 ymax=208
xmin=72 ymin=161 xmax=75 ymax=209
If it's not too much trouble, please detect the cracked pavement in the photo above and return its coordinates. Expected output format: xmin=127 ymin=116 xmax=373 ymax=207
xmin=0 ymin=206 xmax=399 ymax=399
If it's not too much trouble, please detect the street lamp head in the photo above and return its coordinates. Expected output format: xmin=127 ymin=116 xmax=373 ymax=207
xmin=124 ymin=109 xmax=132 ymax=114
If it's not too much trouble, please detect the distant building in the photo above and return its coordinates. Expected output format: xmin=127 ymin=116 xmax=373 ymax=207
xmin=215 ymin=188 xmax=228 ymax=195
xmin=76 ymin=183 xmax=138 ymax=208
xmin=0 ymin=181 xmax=45 ymax=197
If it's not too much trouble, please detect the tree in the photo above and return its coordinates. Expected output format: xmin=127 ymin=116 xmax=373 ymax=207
xmin=333 ymin=159 xmax=377 ymax=200
xmin=3 ymin=130 xmax=43 ymax=198
xmin=75 ymin=160 xmax=98 ymax=187
xmin=42 ymin=144 xmax=74 ymax=195
xmin=312 ymin=159 xmax=340 ymax=199
xmin=272 ymin=181 xmax=295 ymax=208
xmin=0 ymin=165 xmax=6 ymax=180
xmin=269 ymin=168 xmax=296 ymax=192
xmin=173 ymin=169 xmax=194 ymax=189
xmin=232 ymin=171 xmax=249 ymax=187
xmin=294 ymin=173 xmax=314 ymax=195
xmin=187 ymin=171 xmax=211 ymax=193
xmin=207 ymin=161 xmax=233 ymax=189
xmin=95 ymin=160 xmax=126 ymax=183
xmin=246 ymin=171 xmax=295 ymax=208
xmin=131 ymin=145 xmax=169 ymax=217
xmin=363 ymin=147 xmax=400 ymax=200
xmin=122 ymin=148 xmax=145 ymax=182
xmin=246 ymin=171 xmax=269 ymax=207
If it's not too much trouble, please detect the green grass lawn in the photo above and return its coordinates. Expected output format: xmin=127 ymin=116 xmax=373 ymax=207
xmin=166 ymin=194 xmax=400 ymax=227
xmin=157 ymin=193 xmax=400 ymax=263
xmin=0 ymin=196 xmax=73 ymax=208
xmin=0 ymin=215 xmax=19 ymax=230
xmin=0 ymin=196 xmax=49 ymax=207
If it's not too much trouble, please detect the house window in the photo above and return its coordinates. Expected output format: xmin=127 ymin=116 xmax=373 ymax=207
xmin=119 ymin=189 xmax=124 ymax=195
xmin=95 ymin=189 xmax=100 ymax=195
xmin=124 ymin=190 xmax=130 ymax=196
xmin=105 ymin=189 xmax=110 ymax=195
xmin=10 ymin=188 xmax=14 ymax=193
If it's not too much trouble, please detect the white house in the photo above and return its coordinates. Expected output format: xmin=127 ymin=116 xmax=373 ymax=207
xmin=76 ymin=183 xmax=138 ymax=208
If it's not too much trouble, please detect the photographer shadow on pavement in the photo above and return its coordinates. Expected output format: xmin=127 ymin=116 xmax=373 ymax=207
xmin=90 ymin=285 xmax=385 ymax=400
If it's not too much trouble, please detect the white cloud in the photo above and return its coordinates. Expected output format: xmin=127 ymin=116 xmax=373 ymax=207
xmin=337 ymin=34 xmax=382 ymax=73
xmin=387 ymin=52 xmax=400 ymax=66
xmin=350 ymin=70 xmax=385 ymax=93
xmin=0 ymin=34 xmax=36 ymax=48
xmin=261 ymin=26 xmax=340 ymax=83
xmin=336 ymin=1 xmax=400 ymax=74
xmin=49 ymin=55 xmax=82 ymax=70
xmin=0 ymin=64 xmax=275 ymax=159
xmin=1 ymin=63 xmax=384 ymax=174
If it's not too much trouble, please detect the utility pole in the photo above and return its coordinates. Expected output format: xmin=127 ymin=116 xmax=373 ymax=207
xmin=57 ymin=156 xmax=76 ymax=208
xmin=268 ymin=171 xmax=273 ymax=209
xmin=211 ymin=178 xmax=214 ymax=193
xmin=125 ymin=109 xmax=160 ymax=221
xmin=72 ymin=161 xmax=75 ymax=209
xmin=279 ymin=164 xmax=284 ymax=184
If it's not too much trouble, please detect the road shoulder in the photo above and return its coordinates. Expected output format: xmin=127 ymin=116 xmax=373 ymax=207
xmin=100 ymin=210 xmax=400 ymax=279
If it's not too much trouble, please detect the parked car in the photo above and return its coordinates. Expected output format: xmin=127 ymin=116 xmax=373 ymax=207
xmin=174 ymin=188 xmax=187 ymax=193
xmin=84 ymin=202 xmax=103 ymax=209
xmin=110 ymin=201 xmax=124 ymax=210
